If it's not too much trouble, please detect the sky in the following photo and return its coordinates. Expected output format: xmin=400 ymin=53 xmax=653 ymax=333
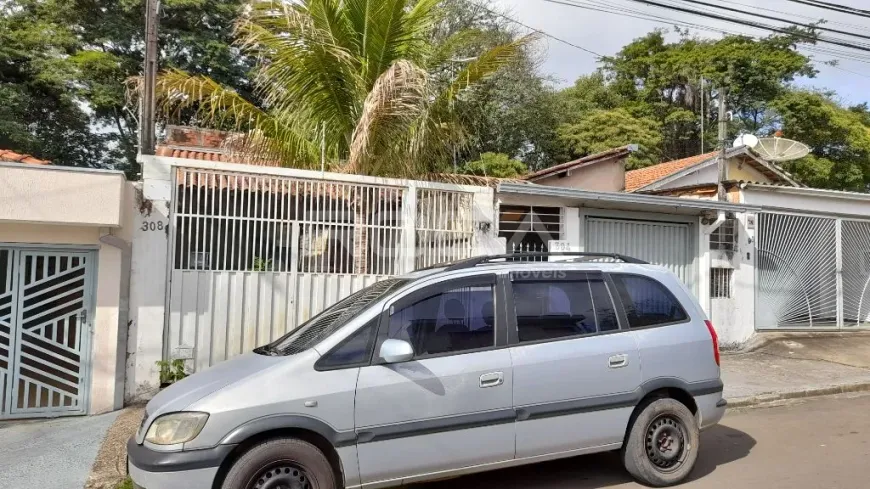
xmin=492 ymin=0 xmax=870 ymax=105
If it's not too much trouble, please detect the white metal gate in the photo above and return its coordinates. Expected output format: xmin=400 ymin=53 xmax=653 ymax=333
xmin=756 ymin=212 xmax=870 ymax=329
xmin=166 ymin=168 xmax=476 ymax=371
xmin=585 ymin=217 xmax=694 ymax=288
xmin=0 ymin=247 xmax=94 ymax=419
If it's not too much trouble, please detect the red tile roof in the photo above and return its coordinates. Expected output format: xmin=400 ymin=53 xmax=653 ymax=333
xmin=525 ymin=146 xmax=633 ymax=181
xmin=156 ymin=125 xmax=282 ymax=166
xmin=624 ymin=151 xmax=717 ymax=192
xmin=0 ymin=149 xmax=51 ymax=165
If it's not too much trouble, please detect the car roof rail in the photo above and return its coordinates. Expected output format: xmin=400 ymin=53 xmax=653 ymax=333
xmin=442 ymin=252 xmax=648 ymax=272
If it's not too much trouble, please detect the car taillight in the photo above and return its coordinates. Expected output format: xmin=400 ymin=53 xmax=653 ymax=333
xmin=705 ymin=320 xmax=720 ymax=366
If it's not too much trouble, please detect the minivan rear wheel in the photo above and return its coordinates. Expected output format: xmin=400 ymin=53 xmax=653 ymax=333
xmin=221 ymin=438 xmax=336 ymax=489
xmin=622 ymin=397 xmax=699 ymax=487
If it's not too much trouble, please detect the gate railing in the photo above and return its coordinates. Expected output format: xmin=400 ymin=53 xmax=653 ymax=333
xmin=167 ymin=167 xmax=485 ymax=370
xmin=756 ymin=212 xmax=870 ymax=329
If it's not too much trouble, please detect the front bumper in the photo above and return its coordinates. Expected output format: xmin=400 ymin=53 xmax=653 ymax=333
xmin=127 ymin=437 xmax=235 ymax=489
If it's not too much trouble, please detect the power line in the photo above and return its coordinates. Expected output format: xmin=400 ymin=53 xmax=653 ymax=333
xmin=473 ymin=3 xmax=604 ymax=58
xmin=718 ymin=0 xmax=870 ymax=32
xmin=540 ymin=0 xmax=870 ymax=74
xmin=612 ymin=0 xmax=870 ymax=52
xmin=784 ymin=0 xmax=870 ymax=19
xmin=671 ymin=0 xmax=870 ymax=42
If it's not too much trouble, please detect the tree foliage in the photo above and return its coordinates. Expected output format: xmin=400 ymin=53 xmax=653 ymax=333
xmin=460 ymin=152 xmax=528 ymax=178
xmin=155 ymin=0 xmax=529 ymax=177
xmin=0 ymin=0 xmax=249 ymax=175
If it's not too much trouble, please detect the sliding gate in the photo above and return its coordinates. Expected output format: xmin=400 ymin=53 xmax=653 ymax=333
xmin=0 ymin=247 xmax=95 ymax=418
xmin=756 ymin=213 xmax=870 ymax=329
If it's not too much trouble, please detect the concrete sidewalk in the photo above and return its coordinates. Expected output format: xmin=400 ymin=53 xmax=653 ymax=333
xmin=722 ymin=332 xmax=870 ymax=407
xmin=0 ymin=410 xmax=120 ymax=489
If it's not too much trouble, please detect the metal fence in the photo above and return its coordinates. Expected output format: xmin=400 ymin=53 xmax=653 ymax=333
xmin=167 ymin=167 xmax=480 ymax=370
xmin=756 ymin=212 xmax=870 ymax=329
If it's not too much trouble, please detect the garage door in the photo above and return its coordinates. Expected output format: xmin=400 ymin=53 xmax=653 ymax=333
xmin=585 ymin=217 xmax=694 ymax=288
xmin=0 ymin=247 xmax=95 ymax=419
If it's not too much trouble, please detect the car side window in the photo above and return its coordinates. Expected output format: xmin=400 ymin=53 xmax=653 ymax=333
xmin=611 ymin=274 xmax=688 ymax=328
xmin=512 ymin=273 xmax=619 ymax=342
xmin=386 ymin=284 xmax=495 ymax=357
xmin=316 ymin=318 xmax=379 ymax=369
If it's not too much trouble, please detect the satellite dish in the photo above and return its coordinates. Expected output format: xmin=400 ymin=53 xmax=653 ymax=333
xmin=733 ymin=133 xmax=759 ymax=149
xmin=752 ymin=137 xmax=811 ymax=162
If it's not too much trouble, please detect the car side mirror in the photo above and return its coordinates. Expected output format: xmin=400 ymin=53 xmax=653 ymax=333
xmin=379 ymin=339 xmax=414 ymax=364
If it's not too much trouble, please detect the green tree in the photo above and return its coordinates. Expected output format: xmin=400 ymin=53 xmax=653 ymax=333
xmin=555 ymin=29 xmax=818 ymax=165
xmin=156 ymin=0 xmax=528 ymax=177
xmin=771 ymin=90 xmax=870 ymax=191
xmin=558 ymin=109 xmax=663 ymax=169
xmin=460 ymin=152 xmax=528 ymax=178
xmin=0 ymin=0 xmax=250 ymax=175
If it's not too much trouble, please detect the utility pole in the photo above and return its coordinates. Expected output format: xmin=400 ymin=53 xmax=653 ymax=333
xmin=700 ymin=78 xmax=705 ymax=154
xmin=140 ymin=0 xmax=160 ymax=156
xmin=717 ymin=84 xmax=728 ymax=202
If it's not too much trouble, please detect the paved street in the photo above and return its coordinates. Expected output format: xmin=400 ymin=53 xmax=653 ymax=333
xmin=419 ymin=392 xmax=870 ymax=489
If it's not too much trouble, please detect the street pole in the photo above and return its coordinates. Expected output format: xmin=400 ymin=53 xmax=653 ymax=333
xmin=140 ymin=0 xmax=160 ymax=156
xmin=717 ymin=84 xmax=728 ymax=202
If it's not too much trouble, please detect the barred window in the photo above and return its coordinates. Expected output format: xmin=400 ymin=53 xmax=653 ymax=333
xmin=711 ymin=268 xmax=733 ymax=299
xmin=711 ymin=219 xmax=737 ymax=251
xmin=499 ymin=206 xmax=562 ymax=260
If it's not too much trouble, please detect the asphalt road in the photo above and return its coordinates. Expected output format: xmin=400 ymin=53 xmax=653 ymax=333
xmin=418 ymin=393 xmax=870 ymax=489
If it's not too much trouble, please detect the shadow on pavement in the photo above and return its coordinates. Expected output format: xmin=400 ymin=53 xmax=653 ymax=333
xmin=415 ymin=424 xmax=756 ymax=488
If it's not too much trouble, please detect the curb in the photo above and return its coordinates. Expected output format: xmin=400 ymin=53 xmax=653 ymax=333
xmin=727 ymin=381 xmax=870 ymax=409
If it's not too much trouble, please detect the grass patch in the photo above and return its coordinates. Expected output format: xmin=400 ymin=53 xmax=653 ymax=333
xmin=116 ymin=477 xmax=133 ymax=489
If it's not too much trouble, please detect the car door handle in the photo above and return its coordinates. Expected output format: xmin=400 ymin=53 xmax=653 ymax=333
xmin=609 ymin=354 xmax=629 ymax=369
xmin=479 ymin=372 xmax=504 ymax=388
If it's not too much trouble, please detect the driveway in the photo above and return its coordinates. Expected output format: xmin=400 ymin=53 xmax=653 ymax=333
xmin=0 ymin=411 xmax=119 ymax=489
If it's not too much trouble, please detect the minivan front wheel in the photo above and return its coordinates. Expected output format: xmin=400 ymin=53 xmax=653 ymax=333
xmin=222 ymin=438 xmax=336 ymax=489
xmin=622 ymin=398 xmax=700 ymax=487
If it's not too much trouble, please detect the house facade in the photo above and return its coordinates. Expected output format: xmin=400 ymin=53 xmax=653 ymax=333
xmin=0 ymin=151 xmax=134 ymax=420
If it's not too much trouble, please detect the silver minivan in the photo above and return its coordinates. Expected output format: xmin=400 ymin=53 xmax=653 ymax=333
xmin=128 ymin=253 xmax=726 ymax=489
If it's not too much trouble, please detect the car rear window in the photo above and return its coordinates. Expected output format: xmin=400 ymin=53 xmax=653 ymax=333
xmin=258 ymin=278 xmax=408 ymax=356
xmin=610 ymin=274 xmax=688 ymax=328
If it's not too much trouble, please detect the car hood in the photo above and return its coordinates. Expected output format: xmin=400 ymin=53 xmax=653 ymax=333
xmin=137 ymin=353 xmax=282 ymax=443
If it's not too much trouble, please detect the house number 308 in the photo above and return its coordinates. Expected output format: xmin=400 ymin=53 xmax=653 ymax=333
xmin=141 ymin=221 xmax=166 ymax=232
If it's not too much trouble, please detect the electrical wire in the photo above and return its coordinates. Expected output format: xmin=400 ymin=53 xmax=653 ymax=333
xmin=717 ymin=0 xmax=870 ymax=32
xmin=539 ymin=0 xmax=870 ymax=73
xmin=670 ymin=0 xmax=870 ymax=42
xmin=472 ymin=2 xmax=604 ymax=58
xmin=784 ymin=0 xmax=870 ymax=19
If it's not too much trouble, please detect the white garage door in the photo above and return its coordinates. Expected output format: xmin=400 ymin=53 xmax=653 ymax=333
xmin=585 ymin=217 xmax=694 ymax=288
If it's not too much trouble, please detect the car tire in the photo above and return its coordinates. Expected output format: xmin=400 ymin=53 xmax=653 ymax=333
xmin=622 ymin=397 xmax=699 ymax=487
xmin=221 ymin=437 xmax=336 ymax=489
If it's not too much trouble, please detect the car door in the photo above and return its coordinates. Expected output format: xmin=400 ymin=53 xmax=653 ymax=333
xmin=507 ymin=271 xmax=642 ymax=459
xmin=354 ymin=273 xmax=514 ymax=485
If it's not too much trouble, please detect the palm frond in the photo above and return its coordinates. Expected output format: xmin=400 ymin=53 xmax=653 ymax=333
xmin=155 ymin=69 xmax=319 ymax=166
xmin=344 ymin=60 xmax=429 ymax=176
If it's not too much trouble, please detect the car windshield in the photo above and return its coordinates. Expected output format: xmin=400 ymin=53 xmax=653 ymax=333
xmin=256 ymin=278 xmax=409 ymax=356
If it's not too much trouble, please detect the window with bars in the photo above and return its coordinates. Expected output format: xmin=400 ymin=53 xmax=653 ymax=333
xmin=710 ymin=219 xmax=737 ymax=251
xmin=498 ymin=206 xmax=562 ymax=260
xmin=710 ymin=268 xmax=733 ymax=299
xmin=173 ymin=169 xmax=404 ymax=275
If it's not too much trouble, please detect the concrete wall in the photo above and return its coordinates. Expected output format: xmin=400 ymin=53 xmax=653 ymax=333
xmin=709 ymin=212 xmax=757 ymax=346
xmin=0 ymin=204 xmax=134 ymax=414
xmin=533 ymin=158 xmax=625 ymax=192
xmin=0 ymin=163 xmax=125 ymax=227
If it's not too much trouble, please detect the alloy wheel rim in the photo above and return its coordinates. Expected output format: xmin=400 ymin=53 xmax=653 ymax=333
xmin=644 ymin=414 xmax=688 ymax=472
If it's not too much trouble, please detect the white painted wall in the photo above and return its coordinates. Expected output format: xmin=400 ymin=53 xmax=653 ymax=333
xmin=708 ymin=213 xmax=757 ymax=347
xmin=0 ymin=163 xmax=125 ymax=227
xmin=0 ymin=180 xmax=135 ymax=414
xmin=126 ymin=167 xmax=172 ymax=402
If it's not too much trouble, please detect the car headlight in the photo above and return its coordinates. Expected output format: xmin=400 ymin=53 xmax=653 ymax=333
xmin=144 ymin=412 xmax=209 ymax=445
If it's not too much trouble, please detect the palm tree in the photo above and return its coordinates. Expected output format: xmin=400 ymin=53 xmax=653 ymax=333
xmin=156 ymin=0 xmax=530 ymax=177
